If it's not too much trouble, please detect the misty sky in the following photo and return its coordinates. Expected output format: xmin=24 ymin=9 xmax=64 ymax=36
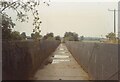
xmin=6 ymin=0 xmax=118 ymax=37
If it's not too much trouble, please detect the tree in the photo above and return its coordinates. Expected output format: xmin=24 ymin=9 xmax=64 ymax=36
xmin=1 ymin=0 xmax=50 ymax=40
xmin=31 ymin=33 xmax=35 ymax=39
xmin=21 ymin=32 xmax=26 ymax=40
xmin=55 ymin=36 xmax=61 ymax=41
xmin=2 ymin=13 xmax=15 ymax=40
xmin=106 ymin=32 xmax=117 ymax=43
xmin=64 ymin=32 xmax=79 ymax=41
xmin=11 ymin=31 xmax=22 ymax=40
xmin=43 ymin=32 xmax=54 ymax=40
xmin=106 ymin=32 xmax=116 ymax=40
xmin=31 ymin=32 xmax=41 ymax=40
xmin=80 ymin=36 xmax=84 ymax=41
xmin=73 ymin=33 xmax=79 ymax=41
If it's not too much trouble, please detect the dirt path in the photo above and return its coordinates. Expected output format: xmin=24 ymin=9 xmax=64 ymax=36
xmin=34 ymin=43 xmax=89 ymax=80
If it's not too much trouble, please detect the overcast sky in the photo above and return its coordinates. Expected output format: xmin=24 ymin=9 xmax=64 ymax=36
xmin=6 ymin=0 xmax=118 ymax=37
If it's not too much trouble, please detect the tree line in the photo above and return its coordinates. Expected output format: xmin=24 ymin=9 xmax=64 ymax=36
xmin=2 ymin=30 xmax=82 ymax=41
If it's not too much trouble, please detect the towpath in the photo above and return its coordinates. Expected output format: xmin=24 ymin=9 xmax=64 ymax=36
xmin=34 ymin=43 xmax=89 ymax=80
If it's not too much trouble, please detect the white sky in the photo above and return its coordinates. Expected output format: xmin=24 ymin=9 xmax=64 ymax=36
xmin=5 ymin=0 xmax=119 ymax=37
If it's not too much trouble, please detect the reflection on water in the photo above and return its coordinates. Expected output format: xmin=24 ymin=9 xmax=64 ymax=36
xmin=57 ymin=51 xmax=68 ymax=54
xmin=59 ymin=48 xmax=64 ymax=51
xmin=52 ymin=59 xmax=70 ymax=64
xmin=60 ymin=51 xmax=67 ymax=54
xmin=54 ymin=55 xmax=69 ymax=59
xmin=51 ymin=45 xmax=70 ymax=64
xmin=51 ymin=54 xmax=70 ymax=64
